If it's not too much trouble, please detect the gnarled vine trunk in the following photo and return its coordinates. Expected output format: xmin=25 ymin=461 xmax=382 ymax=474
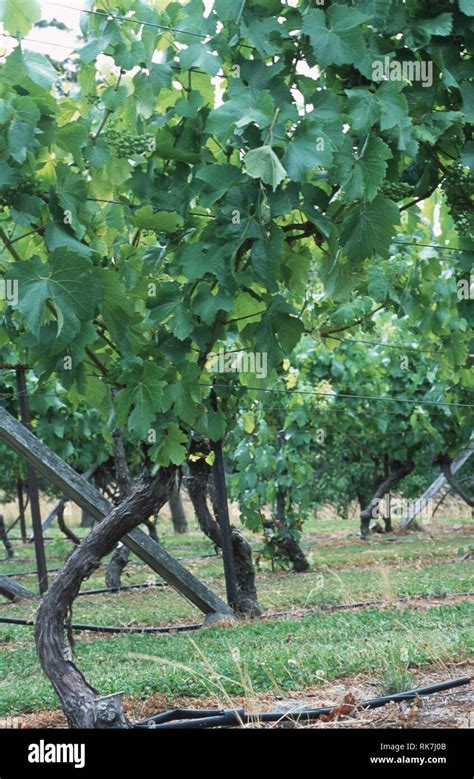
xmin=35 ymin=467 xmax=175 ymax=728
xmin=169 ymin=475 xmax=188 ymax=534
xmin=105 ymin=428 xmax=133 ymax=588
xmin=0 ymin=513 xmax=14 ymax=559
xmin=186 ymin=440 xmax=261 ymax=617
xmin=57 ymin=501 xmax=81 ymax=546
xmin=17 ymin=479 xmax=27 ymax=542
xmin=438 ymin=454 xmax=474 ymax=507
xmin=266 ymin=490 xmax=310 ymax=573
xmin=105 ymin=543 xmax=129 ymax=589
xmin=360 ymin=459 xmax=415 ymax=539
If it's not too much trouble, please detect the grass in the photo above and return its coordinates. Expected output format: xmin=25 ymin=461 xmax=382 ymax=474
xmin=0 ymin=509 xmax=472 ymax=717
xmin=0 ymin=604 xmax=471 ymax=715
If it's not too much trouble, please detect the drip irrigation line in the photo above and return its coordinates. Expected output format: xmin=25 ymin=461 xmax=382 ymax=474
xmin=135 ymin=676 xmax=473 ymax=728
xmin=7 ymin=536 xmax=55 ymax=542
xmin=1 ymin=590 xmax=471 ymax=634
xmin=1 ymin=567 xmax=61 ymax=578
xmin=0 ymin=616 xmax=202 ymax=634
xmin=2 ymin=552 xmax=217 ymax=579
xmin=77 ymin=581 xmax=167 ymax=597
xmin=205 ymin=383 xmax=474 ymax=409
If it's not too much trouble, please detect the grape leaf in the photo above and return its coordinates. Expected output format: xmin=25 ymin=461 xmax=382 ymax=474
xmin=0 ymin=0 xmax=40 ymax=36
xmin=115 ymin=366 xmax=166 ymax=439
xmin=21 ymin=50 xmax=58 ymax=89
xmin=459 ymin=0 xmax=474 ymax=15
xmin=150 ymin=298 xmax=194 ymax=340
xmin=340 ymin=196 xmax=400 ymax=262
xmin=253 ymin=296 xmax=304 ymax=361
xmin=206 ymin=86 xmax=274 ymax=140
xmin=284 ymin=123 xmax=333 ymax=181
xmin=243 ymin=145 xmax=287 ymax=191
xmin=134 ymin=206 xmax=181 ymax=232
xmin=7 ymin=251 xmax=95 ymax=339
xmin=335 ymin=136 xmax=392 ymax=202
xmin=302 ymin=6 xmax=368 ymax=68
xmin=150 ymin=424 xmax=188 ymax=465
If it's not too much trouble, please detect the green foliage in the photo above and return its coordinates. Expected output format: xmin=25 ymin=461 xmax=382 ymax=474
xmin=0 ymin=0 xmax=471 ymax=476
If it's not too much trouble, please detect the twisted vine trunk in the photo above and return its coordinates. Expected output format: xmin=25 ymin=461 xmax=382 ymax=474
xmin=0 ymin=513 xmax=14 ymax=559
xmin=186 ymin=441 xmax=261 ymax=617
xmin=360 ymin=459 xmax=415 ymax=539
xmin=105 ymin=429 xmax=133 ymax=588
xmin=104 ymin=429 xmax=159 ymax=587
xmin=143 ymin=517 xmax=159 ymax=541
xmin=438 ymin=455 xmax=474 ymax=507
xmin=17 ymin=479 xmax=27 ymax=542
xmin=267 ymin=490 xmax=310 ymax=573
xmin=57 ymin=501 xmax=81 ymax=546
xmin=169 ymin=475 xmax=188 ymax=534
xmin=35 ymin=468 xmax=175 ymax=728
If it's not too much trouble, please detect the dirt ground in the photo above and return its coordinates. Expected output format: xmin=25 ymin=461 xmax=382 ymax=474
xmin=8 ymin=662 xmax=472 ymax=730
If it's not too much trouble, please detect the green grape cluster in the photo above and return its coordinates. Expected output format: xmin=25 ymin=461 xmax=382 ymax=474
xmin=441 ymin=164 xmax=474 ymax=237
xmin=381 ymin=181 xmax=415 ymax=200
xmin=0 ymin=173 xmax=42 ymax=207
xmin=104 ymin=128 xmax=154 ymax=157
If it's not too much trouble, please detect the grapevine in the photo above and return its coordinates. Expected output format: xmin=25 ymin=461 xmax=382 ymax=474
xmin=381 ymin=181 xmax=415 ymax=201
xmin=441 ymin=164 xmax=474 ymax=238
xmin=0 ymin=173 xmax=42 ymax=207
xmin=104 ymin=128 xmax=155 ymax=158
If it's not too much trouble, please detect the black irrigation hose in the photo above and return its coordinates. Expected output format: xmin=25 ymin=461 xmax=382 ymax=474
xmin=1 ymin=590 xmax=472 ymax=633
xmin=2 ymin=552 xmax=218 ymax=578
xmin=0 ymin=616 xmax=203 ymax=634
xmin=77 ymin=582 xmax=167 ymax=597
xmin=135 ymin=676 xmax=473 ymax=729
xmin=8 ymin=537 xmax=56 ymax=542
xmin=1 ymin=567 xmax=62 ymax=578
